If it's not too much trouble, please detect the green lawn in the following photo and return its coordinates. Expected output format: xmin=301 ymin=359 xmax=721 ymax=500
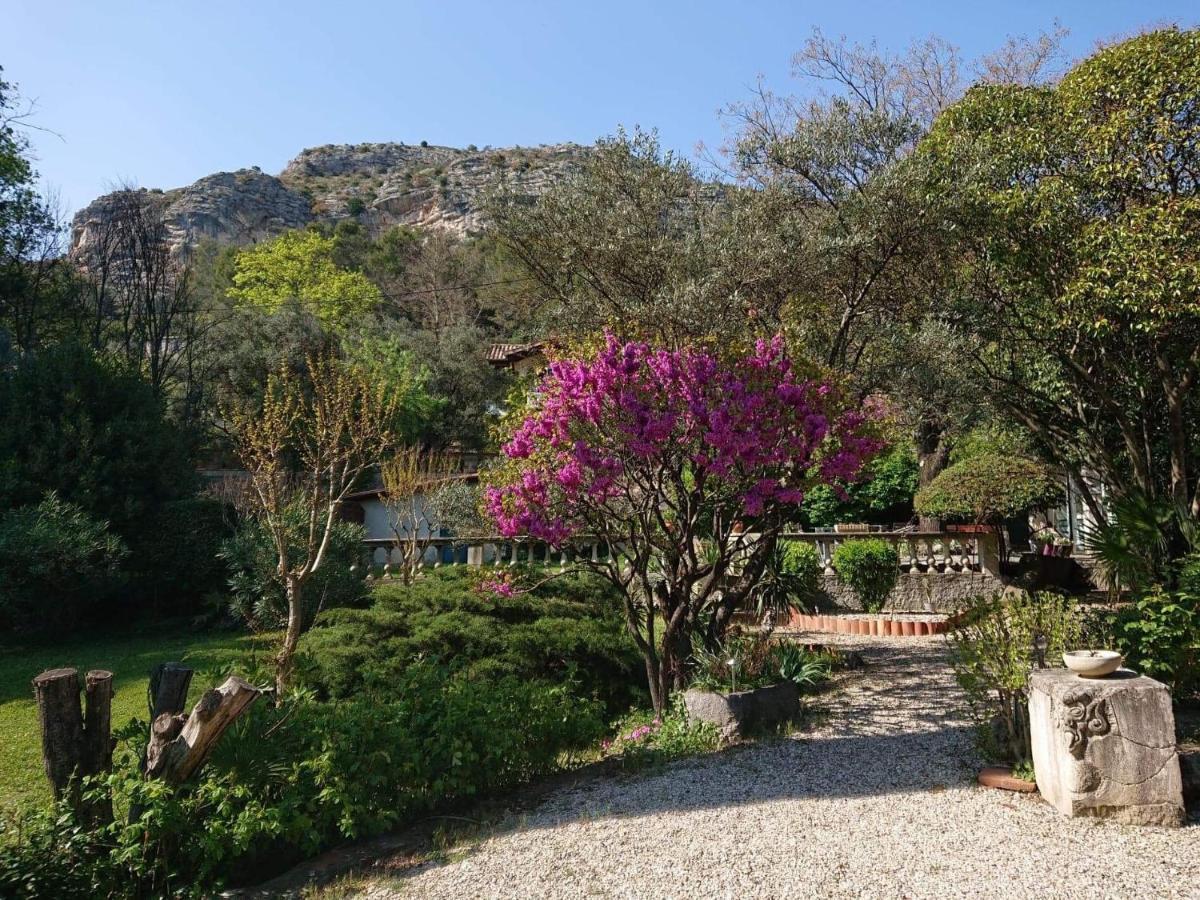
xmin=0 ymin=623 xmax=266 ymax=812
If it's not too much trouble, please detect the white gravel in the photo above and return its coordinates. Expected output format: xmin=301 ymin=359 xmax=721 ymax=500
xmin=358 ymin=634 xmax=1200 ymax=900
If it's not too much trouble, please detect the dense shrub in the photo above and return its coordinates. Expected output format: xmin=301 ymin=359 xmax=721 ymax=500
xmin=0 ymin=343 xmax=196 ymax=542
xmin=914 ymin=452 xmax=1061 ymax=525
xmin=298 ymin=567 xmax=644 ymax=714
xmin=0 ymin=666 xmax=604 ymax=898
xmin=221 ymin=506 xmax=368 ymax=630
xmin=832 ymin=538 xmax=898 ymax=613
xmin=781 ymin=541 xmax=821 ymax=603
xmin=948 ymin=591 xmax=1082 ymax=762
xmin=1112 ymin=588 xmax=1199 ymax=697
xmin=0 ymin=494 xmax=126 ymax=632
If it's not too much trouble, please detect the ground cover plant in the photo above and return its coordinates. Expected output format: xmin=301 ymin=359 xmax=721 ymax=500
xmin=297 ymin=567 xmax=646 ymax=714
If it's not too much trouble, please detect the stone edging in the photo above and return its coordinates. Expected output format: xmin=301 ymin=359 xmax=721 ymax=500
xmin=787 ymin=611 xmax=950 ymax=637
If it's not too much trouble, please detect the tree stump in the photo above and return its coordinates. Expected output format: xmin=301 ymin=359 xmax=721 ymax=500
xmin=32 ymin=667 xmax=114 ymax=823
xmin=145 ymin=676 xmax=262 ymax=783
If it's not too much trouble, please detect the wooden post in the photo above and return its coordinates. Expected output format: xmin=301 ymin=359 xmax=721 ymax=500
xmin=148 ymin=662 xmax=194 ymax=720
xmin=32 ymin=668 xmax=84 ymax=804
xmin=32 ymin=667 xmax=114 ymax=823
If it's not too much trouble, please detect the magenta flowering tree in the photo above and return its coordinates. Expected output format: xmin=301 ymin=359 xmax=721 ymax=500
xmin=486 ymin=334 xmax=881 ymax=712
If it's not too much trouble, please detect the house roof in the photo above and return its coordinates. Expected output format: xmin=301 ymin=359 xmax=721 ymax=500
xmin=485 ymin=341 xmax=546 ymax=367
xmin=344 ymin=470 xmax=480 ymax=502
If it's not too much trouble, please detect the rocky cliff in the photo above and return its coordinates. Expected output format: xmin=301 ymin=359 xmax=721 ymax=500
xmin=71 ymin=142 xmax=586 ymax=257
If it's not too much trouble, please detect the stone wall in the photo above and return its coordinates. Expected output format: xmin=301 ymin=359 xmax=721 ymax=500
xmin=817 ymin=572 xmax=1004 ymax=613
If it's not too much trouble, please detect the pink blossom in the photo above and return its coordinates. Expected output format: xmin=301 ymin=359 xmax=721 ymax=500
xmin=485 ymin=333 xmax=880 ymax=543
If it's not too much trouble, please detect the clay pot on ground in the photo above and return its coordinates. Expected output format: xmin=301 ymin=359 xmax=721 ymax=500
xmin=901 ymin=619 xmax=915 ymax=637
xmin=914 ymin=620 xmax=929 ymax=637
xmin=977 ymin=766 xmax=1037 ymax=793
xmin=870 ymin=618 xmax=882 ymax=637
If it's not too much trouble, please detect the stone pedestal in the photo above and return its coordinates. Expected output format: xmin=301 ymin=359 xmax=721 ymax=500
xmin=1029 ymin=669 xmax=1185 ymax=827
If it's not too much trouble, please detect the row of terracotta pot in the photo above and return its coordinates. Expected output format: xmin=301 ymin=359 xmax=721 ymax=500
xmin=788 ymin=612 xmax=948 ymax=637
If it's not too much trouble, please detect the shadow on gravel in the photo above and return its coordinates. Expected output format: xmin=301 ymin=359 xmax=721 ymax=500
xmin=245 ymin=637 xmax=986 ymax=895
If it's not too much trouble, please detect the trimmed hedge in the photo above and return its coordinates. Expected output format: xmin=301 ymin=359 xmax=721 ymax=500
xmin=832 ymin=538 xmax=899 ymax=613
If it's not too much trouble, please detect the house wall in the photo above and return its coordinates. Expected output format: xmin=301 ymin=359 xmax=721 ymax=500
xmin=359 ymin=495 xmax=438 ymax=542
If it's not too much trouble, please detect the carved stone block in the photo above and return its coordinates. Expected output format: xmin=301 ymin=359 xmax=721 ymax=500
xmin=1029 ymin=668 xmax=1185 ymax=827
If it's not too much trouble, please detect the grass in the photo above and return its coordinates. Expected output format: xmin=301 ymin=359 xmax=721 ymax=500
xmin=0 ymin=622 xmax=267 ymax=812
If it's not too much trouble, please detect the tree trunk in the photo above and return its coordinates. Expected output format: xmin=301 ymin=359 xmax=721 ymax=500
xmin=32 ymin=668 xmax=114 ymax=824
xmin=276 ymin=577 xmax=305 ymax=697
xmin=145 ymin=677 xmax=263 ymax=784
xmin=644 ymin=654 xmax=665 ymax=715
xmin=33 ymin=668 xmax=84 ymax=807
xmin=82 ymin=671 xmax=115 ymax=824
xmin=916 ymin=421 xmax=949 ymax=530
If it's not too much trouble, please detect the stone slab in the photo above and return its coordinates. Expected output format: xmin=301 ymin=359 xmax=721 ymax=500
xmin=1029 ymin=668 xmax=1185 ymax=827
xmin=683 ymin=681 xmax=800 ymax=741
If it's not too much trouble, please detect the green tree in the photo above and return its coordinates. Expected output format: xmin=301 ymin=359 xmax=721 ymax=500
xmin=488 ymin=128 xmax=800 ymax=349
xmin=229 ymin=230 xmax=381 ymax=328
xmin=0 ymin=343 xmax=196 ymax=540
xmin=922 ymin=28 xmax=1200 ymax=528
xmin=723 ymin=28 xmax=1066 ymax=488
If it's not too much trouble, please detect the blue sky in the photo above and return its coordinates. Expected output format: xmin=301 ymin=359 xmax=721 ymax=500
xmin=3 ymin=1 xmax=1197 ymax=216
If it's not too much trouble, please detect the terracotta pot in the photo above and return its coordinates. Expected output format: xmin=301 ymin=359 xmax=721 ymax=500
xmin=901 ymin=619 xmax=915 ymax=637
xmin=855 ymin=618 xmax=867 ymax=635
xmin=914 ymin=620 xmax=929 ymax=637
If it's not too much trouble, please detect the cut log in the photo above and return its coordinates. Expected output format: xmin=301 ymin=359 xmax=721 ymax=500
xmin=145 ymin=676 xmax=262 ymax=783
xmin=32 ymin=668 xmax=84 ymax=803
xmin=148 ymin=662 xmax=193 ymax=720
xmin=83 ymin=670 xmax=114 ymax=775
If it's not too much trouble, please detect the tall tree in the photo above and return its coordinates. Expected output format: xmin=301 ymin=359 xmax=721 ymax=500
xmin=74 ymin=188 xmax=209 ymax=414
xmin=921 ymin=28 xmax=1200 ymax=525
xmin=489 ymin=128 xmax=803 ymax=349
xmin=721 ymin=27 xmax=1069 ymax=493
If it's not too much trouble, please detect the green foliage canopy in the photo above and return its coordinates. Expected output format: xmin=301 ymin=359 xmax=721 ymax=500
xmin=914 ymin=453 xmax=1061 ymax=524
xmin=228 ymin=230 xmax=381 ymax=328
xmin=921 ymin=28 xmax=1200 ymax=522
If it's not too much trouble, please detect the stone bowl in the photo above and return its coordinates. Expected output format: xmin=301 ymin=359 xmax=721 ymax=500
xmin=1063 ymin=649 xmax=1123 ymax=678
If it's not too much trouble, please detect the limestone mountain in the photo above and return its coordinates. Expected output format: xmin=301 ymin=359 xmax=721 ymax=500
xmin=70 ymin=141 xmax=587 ymax=257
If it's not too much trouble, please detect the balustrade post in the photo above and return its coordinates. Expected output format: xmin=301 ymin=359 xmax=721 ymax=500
xmin=977 ymin=532 xmax=1001 ymax=577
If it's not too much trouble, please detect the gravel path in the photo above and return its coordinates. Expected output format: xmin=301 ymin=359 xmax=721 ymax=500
xmin=358 ymin=634 xmax=1200 ymax=900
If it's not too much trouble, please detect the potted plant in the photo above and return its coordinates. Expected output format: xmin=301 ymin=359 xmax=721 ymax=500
xmin=683 ymin=634 xmax=831 ymax=740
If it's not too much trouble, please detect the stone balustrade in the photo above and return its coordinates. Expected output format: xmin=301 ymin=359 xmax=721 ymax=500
xmin=360 ymin=528 xmax=1000 ymax=580
xmin=778 ymin=529 xmax=1002 ymax=578
xmin=360 ymin=536 xmax=615 ymax=577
